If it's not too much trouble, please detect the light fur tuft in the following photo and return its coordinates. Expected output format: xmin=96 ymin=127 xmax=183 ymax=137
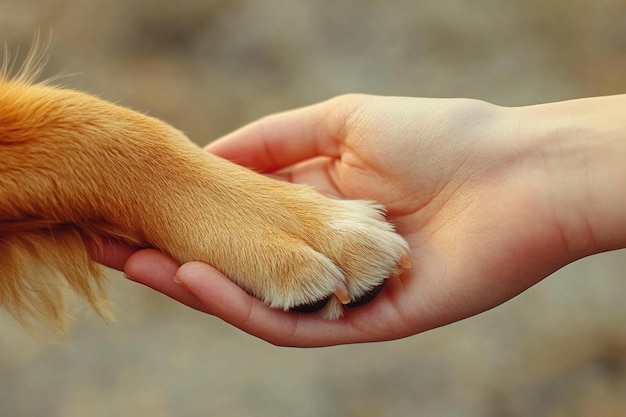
xmin=1 ymin=31 xmax=51 ymax=85
xmin=0 ymin=227 xmax=113 ymax=337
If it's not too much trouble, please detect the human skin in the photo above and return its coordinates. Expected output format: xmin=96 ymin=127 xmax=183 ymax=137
xmin=93 ymin=93 xmax=626 ymax=347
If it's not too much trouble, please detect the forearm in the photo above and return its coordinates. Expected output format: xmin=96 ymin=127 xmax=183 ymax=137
xmin=518 ymin=94 xmax=626 ymax=256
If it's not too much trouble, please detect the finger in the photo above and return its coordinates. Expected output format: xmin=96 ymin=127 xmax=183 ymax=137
xmin=176 ymin=261 xmax=387 ymax=347
xmin=124 ymin=249 xmax=208 ymax=312
xmin=86 ymin=236 xmax=139 ymax=271
xmin=205 ymin=97 xmax=354 ymax=172
xmin=278 ymin=156 xmax=342 ymax=196
xmin=176 ymin=262 xmax=302 ymax=344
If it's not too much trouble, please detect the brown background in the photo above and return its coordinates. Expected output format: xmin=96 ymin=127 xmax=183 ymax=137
xmin=1 ymin=1 xmax=626 ymax=416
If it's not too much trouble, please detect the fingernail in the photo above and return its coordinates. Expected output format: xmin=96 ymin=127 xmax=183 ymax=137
xmin=173 ymin=272 xmax=186 ymax=287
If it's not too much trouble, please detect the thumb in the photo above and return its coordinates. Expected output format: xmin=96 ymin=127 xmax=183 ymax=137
xmin=205 ymin=98 xmax=348 ymax=172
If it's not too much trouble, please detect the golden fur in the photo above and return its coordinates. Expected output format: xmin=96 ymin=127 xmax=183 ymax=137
xmin=0 ymin=46 xmax=409 ymax=334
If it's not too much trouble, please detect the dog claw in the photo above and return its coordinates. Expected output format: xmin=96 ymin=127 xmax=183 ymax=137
xmin=399 ymin=252 xmax=412 ymax=270
xmin=333 ymin=280 xmax=351 ymax=305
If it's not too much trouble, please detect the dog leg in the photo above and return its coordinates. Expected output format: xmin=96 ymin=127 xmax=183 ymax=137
xmin=0 ymin=78 xmax=410 ymax=330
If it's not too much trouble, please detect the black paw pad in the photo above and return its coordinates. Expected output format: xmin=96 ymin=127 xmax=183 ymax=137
xmin=347 ymin=281 xmax=386 ymax=308
xmin=291 ymin=297 xmax=330 ymax=313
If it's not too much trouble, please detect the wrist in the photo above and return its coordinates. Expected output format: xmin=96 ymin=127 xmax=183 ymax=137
xmin=517 ymin=95 xmax=626 ymax=257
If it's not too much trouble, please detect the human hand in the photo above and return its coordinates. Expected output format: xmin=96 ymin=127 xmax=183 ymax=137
xmin=98 ymin=94 xmax=623 ymax=346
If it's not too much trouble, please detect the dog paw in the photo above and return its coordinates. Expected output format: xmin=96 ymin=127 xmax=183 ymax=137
xmin=168 ymin=173 xmax=411 ymax=320
xmin=280 ymin=197 xmax=411 ymax=319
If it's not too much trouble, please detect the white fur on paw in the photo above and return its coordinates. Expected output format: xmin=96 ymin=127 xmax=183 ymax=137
xmin=308 ymin=199 xmax=410 ymax=319
xmin=239 ymin=193 xmax=410 ymax=320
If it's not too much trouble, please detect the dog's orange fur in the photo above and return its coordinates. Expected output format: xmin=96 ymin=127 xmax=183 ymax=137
xmin=0 ymin=48 xmax=409 ymax=334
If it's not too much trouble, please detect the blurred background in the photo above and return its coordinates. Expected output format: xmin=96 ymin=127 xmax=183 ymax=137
xmin=1 ymin=1 xmax=626 ymax=416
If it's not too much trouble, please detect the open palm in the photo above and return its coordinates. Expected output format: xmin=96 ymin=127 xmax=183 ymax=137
xmin=104 ymin=94 xmax=591 ymax=346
